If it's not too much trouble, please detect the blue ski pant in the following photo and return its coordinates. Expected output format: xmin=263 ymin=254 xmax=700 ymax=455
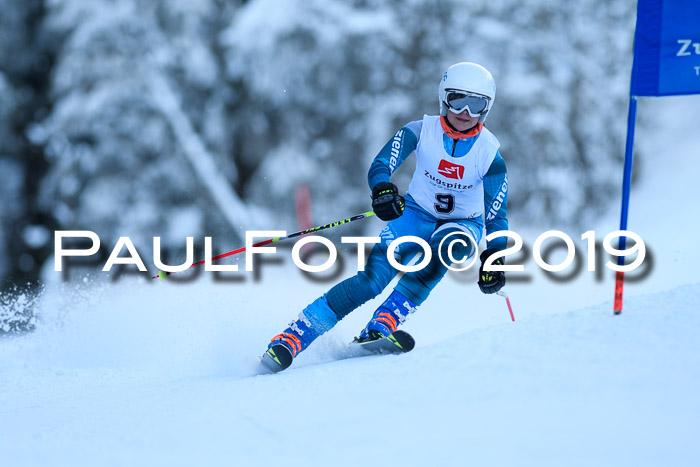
xmin=325 ymin=197 xmax=482 ymax=320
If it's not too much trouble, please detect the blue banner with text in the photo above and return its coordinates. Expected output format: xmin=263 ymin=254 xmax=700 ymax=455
xmin=630 ymin=0 xmax=700 ymax=96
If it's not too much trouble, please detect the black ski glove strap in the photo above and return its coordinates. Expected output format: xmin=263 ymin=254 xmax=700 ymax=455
xmin=371 ymin=182 xmax=405 ymax=221
xmin=478 ymin=248 xmax=506 ymax=294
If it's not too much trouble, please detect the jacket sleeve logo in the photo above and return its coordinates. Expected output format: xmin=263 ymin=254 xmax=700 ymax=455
xmin=437 ymin=159 xmax=465 ymax=179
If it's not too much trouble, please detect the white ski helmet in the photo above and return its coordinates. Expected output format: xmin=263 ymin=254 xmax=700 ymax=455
xmin=439 ymin=62 xmax=496 ymax=123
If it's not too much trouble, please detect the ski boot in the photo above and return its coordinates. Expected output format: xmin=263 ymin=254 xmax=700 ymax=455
xmin=358 ymin=290 xmax=417 ymax=343
xmin=261 ymin=295 xmax=338 ymax=373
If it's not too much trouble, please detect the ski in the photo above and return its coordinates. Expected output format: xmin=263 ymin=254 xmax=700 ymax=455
xmin=350 ymin=330 xmax=415 ymax=354
xmin=260 ymin=330 xmax=415 ymax=374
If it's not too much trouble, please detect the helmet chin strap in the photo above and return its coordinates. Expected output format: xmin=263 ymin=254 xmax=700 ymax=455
xmin=440 ymin=115 xmax=483 ymax=139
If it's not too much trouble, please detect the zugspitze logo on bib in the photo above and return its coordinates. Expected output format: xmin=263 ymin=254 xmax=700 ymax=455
xmin=437 ymin=160 xmax=465 ymax=179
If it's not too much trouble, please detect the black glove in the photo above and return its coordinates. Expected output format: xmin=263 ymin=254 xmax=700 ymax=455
xmin=371 ymin=182 xmax=405 ymax=221
xmin=478 ymin=248 xmax=506 ymax=294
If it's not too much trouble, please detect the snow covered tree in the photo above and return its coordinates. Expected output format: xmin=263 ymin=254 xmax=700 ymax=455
xmin=476 ymin=0 xmax=636 ymax=225
xmin=220 ymin=0 xmax=415 ymax=228
xmin=0 ymin=0 xmax=54 ymax=287
xmin=0 ymin=73 xmax=24 ymax=282
xmin=31 ymin=0 xmax=265 ymax=268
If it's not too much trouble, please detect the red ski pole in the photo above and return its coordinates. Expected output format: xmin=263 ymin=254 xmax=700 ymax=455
xmin=153 ymin=211 xmax=376 ymax=279
xmin=496 ymin=290 xmax=515 ymax=322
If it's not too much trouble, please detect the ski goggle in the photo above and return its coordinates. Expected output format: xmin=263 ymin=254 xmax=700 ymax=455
xmin=445 ymin=90 xmax=490 ymax=116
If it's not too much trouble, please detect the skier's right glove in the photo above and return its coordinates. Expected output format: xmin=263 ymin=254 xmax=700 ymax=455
xmin=478 ymin=248 xmax=506 ymax=294
xmin=371 ymin=182 xmax=405 ymax=221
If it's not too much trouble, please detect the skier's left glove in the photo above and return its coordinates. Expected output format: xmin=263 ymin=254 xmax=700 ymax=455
xmin=371 ymin=182 xmax=405 ymax=221
xmin=478 ymin=248 xmax=506 ymax=294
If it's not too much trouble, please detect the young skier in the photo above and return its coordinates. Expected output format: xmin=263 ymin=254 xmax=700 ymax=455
xmin=263 ymin=62 xmax=509 ymax=371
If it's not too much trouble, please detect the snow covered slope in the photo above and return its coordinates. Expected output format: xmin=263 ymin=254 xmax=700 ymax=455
xmin=1 ymin=276 xmax=699 ymax=466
